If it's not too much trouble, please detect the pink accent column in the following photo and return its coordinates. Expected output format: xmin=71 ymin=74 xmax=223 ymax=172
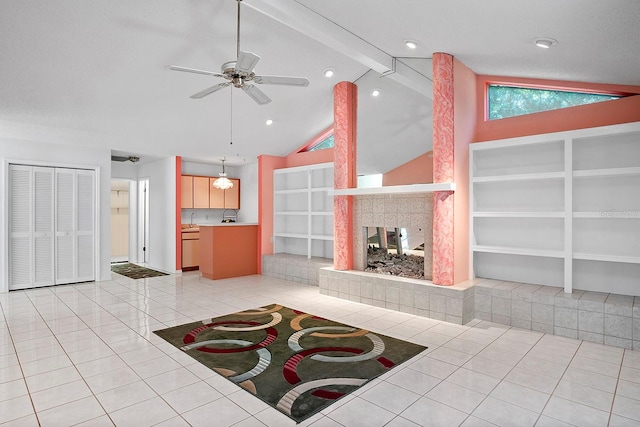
xmin=432 ymin=53 xmax=455 ymax=285
xmin=333 ymin=82 xmax=357 ymax=270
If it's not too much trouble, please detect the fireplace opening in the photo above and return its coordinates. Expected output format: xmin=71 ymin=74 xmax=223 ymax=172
xmin=364 ymin=227 xmax=426 ymax=280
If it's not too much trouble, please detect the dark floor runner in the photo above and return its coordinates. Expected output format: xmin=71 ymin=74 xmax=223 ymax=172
xmin=111 ymin=263 xmax=168 ymax=279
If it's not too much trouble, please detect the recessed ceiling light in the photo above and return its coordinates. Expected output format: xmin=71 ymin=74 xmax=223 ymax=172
xmin=404 ymin=39 xmax=418 ymax=49
xmin=534 ymin=38 xmax=558 ymax=48
xmin=322 ymin=68 xmax=335 ymax=78
xmin=370 ymin=89 xmax=381 ymax=97
xmin=265 ymin=119 xmax=273 ymax=126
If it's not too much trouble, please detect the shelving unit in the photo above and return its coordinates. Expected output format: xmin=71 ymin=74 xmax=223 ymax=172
xmin=470 ymin=121 xmax=640 ymax=296
xmin=273 ymin=162 xmax=334 ymax=259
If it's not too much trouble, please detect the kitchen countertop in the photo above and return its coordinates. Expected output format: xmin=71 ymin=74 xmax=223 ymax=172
xmin=197 ymin=223 xmax=258 ymax=227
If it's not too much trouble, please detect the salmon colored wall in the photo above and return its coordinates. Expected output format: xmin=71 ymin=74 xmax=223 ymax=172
xmin=382 ymin=151 xmax=433 ymax=186
xmin=175 ymin=156 xmax=182 ymax=271
xmin=285 ymin=147 xmax=334 ymax=168
xmin=453 ymin=59 xmax=476 ymax=284
xmin=474 ymin=75 xmax=640 ymax=142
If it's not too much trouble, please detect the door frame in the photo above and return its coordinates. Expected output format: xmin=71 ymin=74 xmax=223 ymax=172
xmin=138 ymin=178 xmax=150 ymax=264
xmin=3 ymin=159 xmax=101 ymax=293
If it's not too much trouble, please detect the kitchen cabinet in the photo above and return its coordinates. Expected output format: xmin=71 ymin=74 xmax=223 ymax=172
xmin=182 ymin=175 xmax=240 ymax=209
xmin=193 ymin=176 xmax=210 ymax=209
xmin=209 ymin=178 xmax=240 ymax=209
xmin=181 ymin=176 xmax=194 ymax=208
xmin=182 ymin=229 xmax=200 ymax=270
xmin=199 ymin=224 xmax=257 ymax=279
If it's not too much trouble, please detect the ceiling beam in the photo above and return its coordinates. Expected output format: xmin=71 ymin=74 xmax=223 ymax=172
xmin=243 ymin=0 xmax=433 ymax=98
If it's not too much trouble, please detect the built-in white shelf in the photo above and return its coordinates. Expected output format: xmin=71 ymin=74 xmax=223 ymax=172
xmin=573 ymin=167 xmax=640 ymax=178
xmin=473 ymin=172 xmax=564 ymax=183
xmin=473 ymin=212 xmax=565 ymax=218
xmin=274 ymin=211 xmax=307 ymax=216
xmin=573 ymin=253 xmax=640 ymax=264
xmin=470 ymin=121 xmax=640 ymax=296
xmin=473 ymin=245 xmax=565 ymax=258
xmin=573 ymin=212 xmax=640 ymax=219
xmin=274 ymin=188 xmax=309 ymax=195
xmin=310 ymin=234 xmax=333 ymax=241
xmin=329 ymin=182 xmax=455 ymax=196
xmin=274 ymin=162 xmax=334 ymax=259
xmin=274 ymin=233 xmax=308 ymax=239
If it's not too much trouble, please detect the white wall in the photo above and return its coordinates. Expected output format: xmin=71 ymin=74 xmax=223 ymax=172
xmin=237 ymin=162 xmax=258 ymax=223
xmin=0 ymin=138 xmax=112 ymax=292
xmin=138 ymin=157 xmax=177 ymax=273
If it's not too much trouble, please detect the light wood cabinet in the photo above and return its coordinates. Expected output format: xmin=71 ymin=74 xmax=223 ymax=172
xmin=181 ymin=176 xmax=194 ymax=208
xmin=182 ymin=175 xmax=240 ymax=209
xmin=209 ymin=178 xmax=240 ymax=209
xmin=193 ymin=176 xmax=210 ymax=209
xmin=182 ymin=231 xmax=200 ymax=270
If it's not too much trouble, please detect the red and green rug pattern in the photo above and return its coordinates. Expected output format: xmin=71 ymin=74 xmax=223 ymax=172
xmin=154 ymin=304 xmax=427 ymax=423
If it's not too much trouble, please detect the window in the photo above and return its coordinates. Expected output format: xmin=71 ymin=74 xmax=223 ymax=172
xmin=306 ymin=134 xmax=334 ymax=152
xmin=488 ymin=84 xmax=623 ymax=120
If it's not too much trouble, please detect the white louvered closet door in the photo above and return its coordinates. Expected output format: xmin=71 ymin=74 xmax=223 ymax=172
xmin=75 ymin=170 xmax=95 ymax=282
xmin=55 ymin=168 xmax=96 ymax=285
xmin=33 ymin=167 xmax=55 ymax=286
xmin=9 ymin=165 xmax=34 ymax=290
xmin=9 ymin=166 xmax=55 ymax=290
xmin=9 ymin=165 xmax=95 ymax=289
xmin=55 ymin=168 xmax=76 ymax=284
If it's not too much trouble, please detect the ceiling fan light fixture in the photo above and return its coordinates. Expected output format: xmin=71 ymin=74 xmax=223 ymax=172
xmin=404 ymin=39 xmax=418 ymax=49
xmin=323 ymin=67 xmax=335 ymax=78
xmin=534 ymin=38 xmax=557 ymax=49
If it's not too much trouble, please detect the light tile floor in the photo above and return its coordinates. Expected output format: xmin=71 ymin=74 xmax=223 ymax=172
xmin=1 ymin=272 xmax=640 ymax=427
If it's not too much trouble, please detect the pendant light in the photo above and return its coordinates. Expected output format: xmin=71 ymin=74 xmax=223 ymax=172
xmin=213 ymin=158 xmax=233 ymax=190
xmin=213 ymin=89 xmax=235 ymax=190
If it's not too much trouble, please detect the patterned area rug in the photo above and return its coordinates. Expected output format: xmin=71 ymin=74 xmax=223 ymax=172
xmin=154 ymin=304 xmax=427 ymax=423
xmin=110 ymin=263 xmax=168 ymax=279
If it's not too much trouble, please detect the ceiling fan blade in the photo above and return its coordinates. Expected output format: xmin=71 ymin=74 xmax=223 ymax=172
xmin=253 ymin=75 xmax=310 ymax=87
xmin=235 ymin=51 xmax=260 ymax=73
xmin=242 ymin=84 xmax=272 ymax=105
xmin=190 ymin=82 xmax=231 ymax=99
xmin=168 ymin=65 xmax=225 ymax=78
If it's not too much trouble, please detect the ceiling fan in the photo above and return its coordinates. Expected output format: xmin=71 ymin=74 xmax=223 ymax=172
xmin=168 ymin=0 xmax=310 ymax=105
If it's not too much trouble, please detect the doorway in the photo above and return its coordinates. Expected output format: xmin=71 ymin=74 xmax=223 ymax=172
xmin=110 ymin=179 xmax=130 ymax=263
xmin=138 ymin=178 xmax=150 ymax=264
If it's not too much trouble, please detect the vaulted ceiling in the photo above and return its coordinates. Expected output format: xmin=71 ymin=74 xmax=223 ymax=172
xmin=1 ymin=0 xmax=639 ymax=174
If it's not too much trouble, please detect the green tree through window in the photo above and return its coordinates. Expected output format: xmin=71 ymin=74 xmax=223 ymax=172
xmin=307 ymin=134 xmax=334 ymax=151
xmin=488 ymin=85 xmax=621 ymax=120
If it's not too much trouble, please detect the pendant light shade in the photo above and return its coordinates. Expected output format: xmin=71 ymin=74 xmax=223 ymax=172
xmin=213 ymin=159 xmax=233 ymax=190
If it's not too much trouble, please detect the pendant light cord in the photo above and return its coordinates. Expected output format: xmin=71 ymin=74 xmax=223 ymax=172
xmin=236 ymin=0 xmax=241 ymax=59
xmin=229 ymin=87 xmax=233 ymax=145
